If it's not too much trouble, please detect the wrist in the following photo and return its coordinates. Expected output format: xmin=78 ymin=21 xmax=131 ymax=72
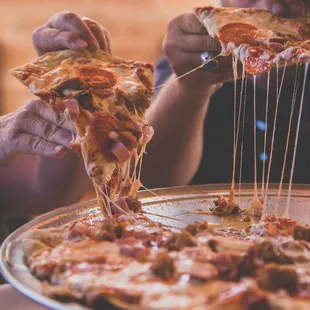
xmin=173 ymin=74 xmax=222 ymax=101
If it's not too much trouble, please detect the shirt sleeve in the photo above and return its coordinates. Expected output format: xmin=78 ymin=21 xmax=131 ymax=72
xmin=154 ymin=56 xmax=173 ymax=97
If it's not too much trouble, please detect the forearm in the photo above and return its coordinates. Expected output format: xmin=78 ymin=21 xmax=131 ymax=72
xmin=142 ymin=75 xmax=221 ymax=188
xmin=0 ymin=153 xmax=91 ymax=217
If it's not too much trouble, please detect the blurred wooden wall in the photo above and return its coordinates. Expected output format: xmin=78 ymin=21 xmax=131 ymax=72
xmin=0 ymin=0 xmax=212 ymax=114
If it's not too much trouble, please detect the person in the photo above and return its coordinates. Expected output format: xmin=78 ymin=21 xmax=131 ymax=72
xmin=0 ymin=1 xmax=309 ymax=308
xmin=1 ymin=0 xmax=309 ymax=217
xmin=0 ymin=13 xmax=111 ymax=220
xmin=143 ymin=0 xmax=310 ymax=188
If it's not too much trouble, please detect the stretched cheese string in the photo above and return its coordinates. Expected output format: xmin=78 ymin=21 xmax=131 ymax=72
xmin=229 ymin=55 xmax=240 ymax=204
xmin=154 ymin=54 xmax=222 ymax=90
xmin=261 ymin=71 xmax=271 ymax=202
xmin=262 ymin=64 xmax=287 ymax=219
xmin=238 ymin=72 xmax=248 ymax=201
xmin=253 ymin=75 xmax=258 ymax=201
xmin=284 ymin=63 xmax=309 ymax=218
xmin=274 ymin=65 xmax=300 ymax=216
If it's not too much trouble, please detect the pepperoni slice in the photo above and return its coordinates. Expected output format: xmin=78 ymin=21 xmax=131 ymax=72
xmin=78 ymin=66 xmax=117 ymax=88
xmin=90 ymin=113 xmax=120 ymax=159
xmin=244 ymin=46 xmax=275 ymax=75
xmin=269 ymin=42 xmax=284 ymax=54
xmin=218 ymin=23 xmax=259 ymax=46
xmin=298 ymin=23 xmax=310 ymax=40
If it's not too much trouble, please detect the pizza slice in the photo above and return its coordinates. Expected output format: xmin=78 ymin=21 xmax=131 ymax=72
xmin=195 ymin=6 xmax=310 ymax=75
xmin=11 ymin=50 xmax=154 ymax=217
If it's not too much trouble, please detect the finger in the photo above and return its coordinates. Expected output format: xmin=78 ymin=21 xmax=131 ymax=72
xmin=33 ymin=27 xmax=88 ymax=55
xmin=169 ymin=13 xmax=207 ymax=35
xmin=23 ymin=100 xmax=76 ymax=134
xmin=102 ymin=27 xmax=112 ymax=54
xmin=47 ymin=11 xmax=99 ymax=53
xmin=165 ymin=33 xmax=221 ymax=54
xmin=12 ymin=133 xmax=67 ymax=158
xmin=170 ymin=51 xmax=233 ymax=76
xmin=13 ymin=110 xmax=72 ymax=148
xmin=82 ymin=18 xmax=111 ymax=53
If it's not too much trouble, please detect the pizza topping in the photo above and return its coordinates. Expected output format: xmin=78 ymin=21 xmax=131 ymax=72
xmin=209 ymin=252 xmax=243 ymax=279
xmin=211 ymin=195 xmax=241 ymax=214
xmin=136 ymin=67 xmax=154 ymax=91
xmin=110 ymin=141 xmax=131 ymax=163
xmin=188 ymin=262 xmax=218 ymax=281
xmin=269 ymin=42 xmax=285 ymax=53
xmin=75 ymin=90 xmax=96 ymax=111
xmin=293 ymin=224 xmax=310 ymax=242
xmin=125 ymin=198 xmax=142 ymax=213
xmin=257 ymin=264 xmax=300 ymax=294
xmin=185 ymin=222 xmax=208 ymax=236
xmin=118 ymin=131 xmax=138 ymax=151
xmin=180 ymin=246 xmax=213 ymax=262
xmin=166 ymin=231 xmax=197 ymax=251
xmin=54 ymin=99 xmax=66 ymax=113
xmin=90 ymin=112 xmax=119 ymax=159
xmin=64 ymin=98 xmax=79 ymax=120
xmin=244 ymin=46 xmax=274 ymax=75
xmin=67 ymin=223 xmax=92 ymax=240
xmin=297 ymin=23 xmax=310 ymax=40
xmin=98 ymin=221 xmax=126 ymax=241
xmin=218 ymin=23 xmax=259 ymax=46
xmin=78 ymin=66 xmax=117 ymax=88
xmin=151 ymin=253 xmax=175 ymax=280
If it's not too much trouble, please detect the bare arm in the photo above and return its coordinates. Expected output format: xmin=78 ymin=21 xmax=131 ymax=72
xmin=143 ymin=76 xmax=220 ymax=187
xmin=142 ymin=13 xmax=236 ymax=188
xmin=0 ymin=153 xmax=91 ymax=217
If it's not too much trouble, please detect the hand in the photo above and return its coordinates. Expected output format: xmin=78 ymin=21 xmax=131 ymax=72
xmin=33 ymin=11 xmax=111 ymax=56
xmin=0 ymin=100 xmax=76 ymax=165
xmin=264 ymin=0 xmax=309 ymax=16
xmin=162 ymin=13 xmax=237 ymax=92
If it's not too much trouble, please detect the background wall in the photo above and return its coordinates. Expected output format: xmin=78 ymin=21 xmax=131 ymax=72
xmin=0 ymin=0 xmax=213 ymax=114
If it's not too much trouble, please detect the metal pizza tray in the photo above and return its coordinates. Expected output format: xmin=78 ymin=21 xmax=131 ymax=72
xmin=1 ymin=183 xmax=310 ymax=310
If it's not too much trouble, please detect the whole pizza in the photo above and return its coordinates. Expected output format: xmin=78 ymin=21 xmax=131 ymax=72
xmin=7 ymin=5 xmax=310 ymax=310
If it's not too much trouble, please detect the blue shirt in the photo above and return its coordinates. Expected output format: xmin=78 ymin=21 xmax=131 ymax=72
xmin=154 ymin=56 xmax=310 ymax=185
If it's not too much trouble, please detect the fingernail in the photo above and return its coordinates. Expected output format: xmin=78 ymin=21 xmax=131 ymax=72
xmin=74 ymin=39 xmax=88 ymax=50
xmin=54 ymin=145 xmax=63 ymax=152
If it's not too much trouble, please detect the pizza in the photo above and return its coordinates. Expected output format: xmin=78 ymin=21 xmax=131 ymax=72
xmin=21 ymin=206 xmax=310 ymax=310
xmin=195 ymin=6 xmax=310 ymax=75
xmin=11 ymin=50 xmax=154 ymax=217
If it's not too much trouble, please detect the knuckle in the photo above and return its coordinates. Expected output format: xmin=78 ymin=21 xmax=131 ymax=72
xmin=25 ymin=99 xmax=40 ymax=110
xmin=42 ymin=122 xmax=56 ymax=138
xmin=162 ymin=37 xmax=175 ymax=58
xmin=66 ymin=32 xmax=78 ymax=44
xmin=60 ymin=11 xmax=79 ymax=23
xmin=14 ymin=109 xmax=30 ymax=126
xmin=3 ymin=126 xmax=19 ymax=142
xmin=32 ymin=26 xmax=43 ymax=45
xmin=30 ymin=135 xmax=45 ymax=151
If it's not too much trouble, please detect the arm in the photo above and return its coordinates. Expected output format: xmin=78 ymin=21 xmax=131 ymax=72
xmin=143 ymin=76 xmax=220 ymax=187
xmin=142 ymin=13 xmax=237 ymax=188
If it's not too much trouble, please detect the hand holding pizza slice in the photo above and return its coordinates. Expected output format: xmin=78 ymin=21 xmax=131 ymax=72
xmin=195 ymin=6 xmax=310 ymax=75
xmin=11 ymin=49 xmax=154 ymax=217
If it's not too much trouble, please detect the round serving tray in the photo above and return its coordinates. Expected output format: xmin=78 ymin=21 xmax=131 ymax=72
xmin=2 ymin=183 xmax=310 ymax=310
